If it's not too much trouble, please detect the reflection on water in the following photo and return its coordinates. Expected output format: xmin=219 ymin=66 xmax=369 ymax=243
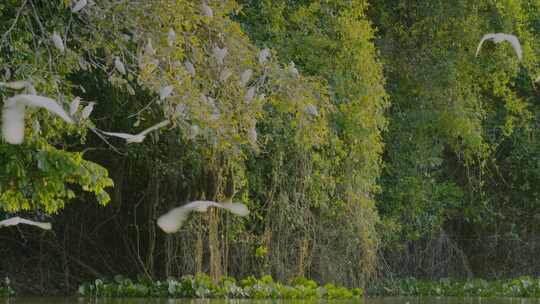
xmin=3 ymin=298 xmax=540 ymax=304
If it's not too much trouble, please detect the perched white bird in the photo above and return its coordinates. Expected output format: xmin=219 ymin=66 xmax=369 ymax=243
xmin=69 ymin=97 xmax=81 ymax=116
xmin=0 ymin=81 xmax=32 ymax=90
xmin=2 ymin=94 xmax=74 ymax=144
xmin=159 ymin=85 xmax=174 ymax=100
xmin=475 ymin=33 xmax=522 ymax=61
xmin=52 ymin=32 xmax=65 ymax=53
xmin=248 ymin=123 xmax=257 ymax=144
xmin=212 ymin=46 xmax=228 ymax=65
xmin=0 ymin=217 xmax=51 ymax=230
xmin=259 ymin=48 xmax=271 ymax=64
xmin=185 ymin=61 xmax=196 ymax=76
xmin=101 ymin=120 xmax=170 ymax=143
xmin=145 ymin=38 xmax=156 ymax=55
xmin=244 ymin=86 xmax=255 ymax=103
xmin=201 ymin=3 xmax=213 ymax=18
xmin=304 ymin=104 xmax=319 ymax=116
xmin=288 ymin=62 xmax=299 ymax=76
xmin=71 ymin=0 xmax=87 ymax=13
xmin=189 ymin=124 xmax=200 ymax=139
xmin=115 ymin=57 xmax=126 ymax=75
xmin=220 ymin=68 xmax=232 ymax=82
xmin=240 ymin=69 xmax=252 ymax=86
xmin=157 ymin=201 xmax=249 ymax=233
xmin=168 ymin=28 xmax=176 ymax=47
xmin=80 ymin=102 xmax=95 ymax=119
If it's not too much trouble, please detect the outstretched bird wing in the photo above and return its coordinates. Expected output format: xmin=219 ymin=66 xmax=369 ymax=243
xmin=0 ymin=217 xmax=52 ymax=230
xmin=501 ymin=33 xmax=523 ymax=60
xmin=2 ymin=94 xmax=74 ymax=144
xmin=137 ymin=120 xmax=170 ymax=137
xmin=475 ymin=33 xmax=497 ymax=57
xmin=157 ymin=206 xmax=192 ymax=233
xmin=100 ymin=131 xmax=135 ymax=139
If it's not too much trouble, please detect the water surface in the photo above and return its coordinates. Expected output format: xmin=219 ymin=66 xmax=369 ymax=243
xmin=4 ymin=298 xmax=540 ymax=304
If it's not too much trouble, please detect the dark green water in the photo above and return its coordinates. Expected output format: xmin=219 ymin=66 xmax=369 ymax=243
xmin=3 ymin=298 xmax=540 ymax=304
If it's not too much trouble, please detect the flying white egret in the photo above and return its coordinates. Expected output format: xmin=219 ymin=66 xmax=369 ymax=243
xmin=71 ymin=0 xmax=87 ymax=13
xmin=52 ymin=32 xmax=65 ymax=53
xmin=201 ymin=3 xmax=213 ymax=18
xmin=185 ymin=61 xmax=196 ymax=76
xmin=2 ymin=94 xmax=74 ymax=144
xmin=100 ymin=120 xmax=170 ymax=143
xmin=213 ymin=46 xmax=227 ymax=65
xmin=70 ymin=97 xmax=81 ymax=116
xmin=0 ymin=217 xmax=51 ymax=230
xmin=0 ymin=81 xmax=32 ymax=90
xmin=168 ymin=28 xmax=176 ymax=47
xmin=259 ymin=48 xmax=270 ymax=64
xmin=157 ymin=201 xmax=249 ymax=233
xmin=159 ymin=85 xmax=174 ymax=100
xmin=475 ymin=33 xmax=522 ymax=61
xmin=240 ymin=69 xmax=252 ymax=86
xmin=220 ymin=68 xmax=232 ymax=82
xmin=115 ymin=57 xmax=126 ymax=75
xmin=304 ymin=104 xmax=319 ymax=116
xmin=244 ymin=86 xmax=255 ymax=103
xmin=80 ymin=102 xmax=96 ymax=119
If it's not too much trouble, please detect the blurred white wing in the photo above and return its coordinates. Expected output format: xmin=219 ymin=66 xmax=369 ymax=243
xmin=221 ymin=202 xmax=250 ymax=216
xmin=476 ymin=33 xmax=522 ymax=60
xmin=100 ymin=131 xmax=135 ymax=139
xmin=70 ymin=97 xmax=81 ymax=116
xmin=0 ymin=217 xmax=52 ymax=230
xmin=80 ymin=102 xmax=95 ymax=119
xmin=137 ymin=120 xmax=170 ymax=136
xmin=10 ymin=94 xmax=74 ymax=123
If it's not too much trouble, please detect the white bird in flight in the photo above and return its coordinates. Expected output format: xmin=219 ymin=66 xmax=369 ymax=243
xmin=100 ymin=120 xmax=170 ymax=143
xmin=71 ymin=0 xmax=87 ymax=13
xmin=157 ymin=200 xmax=249 ymax=233
xmin=475 ymin=33 xmax=522 ymax=61
xmin=2 ymin=94 xmax=74 ymax=144
xmin=0 ymin=217 xmax=51 ymax=230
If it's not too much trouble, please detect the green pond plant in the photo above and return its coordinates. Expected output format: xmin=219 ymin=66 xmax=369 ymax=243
xmin=370 ymin=277 xmax=540 ymax=298
xmin=78 ymin=274 xmax=363 ymax=299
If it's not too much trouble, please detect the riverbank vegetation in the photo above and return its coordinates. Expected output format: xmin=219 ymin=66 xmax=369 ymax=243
xmin=1 ymin=0 xmax=540 ymax=297
xmin=78 ymin=274 xmax=362 ymax=299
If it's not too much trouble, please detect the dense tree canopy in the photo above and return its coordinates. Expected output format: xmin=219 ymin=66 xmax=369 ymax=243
xmin=1 ymin=0 xmax=540 ymax=295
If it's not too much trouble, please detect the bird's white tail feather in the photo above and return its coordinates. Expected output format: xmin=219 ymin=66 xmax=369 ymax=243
xmin=221 ymin=203 xmax=250 ymax=216
xmin=2 ymin=104 xmax=25 ymax=144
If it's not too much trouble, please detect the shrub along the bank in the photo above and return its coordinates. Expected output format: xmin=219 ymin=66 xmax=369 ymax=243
xmin=370 ymin=277 xmax=540 ymax=297
xmin=78 ymin=274 xmax=362 ymax=299
xmin=0 ymin=277 xmax=14 ymax=297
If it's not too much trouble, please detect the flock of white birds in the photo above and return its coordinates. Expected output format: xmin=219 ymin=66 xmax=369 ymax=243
xmin=0 ymin=2 xmax=529 ymax=236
